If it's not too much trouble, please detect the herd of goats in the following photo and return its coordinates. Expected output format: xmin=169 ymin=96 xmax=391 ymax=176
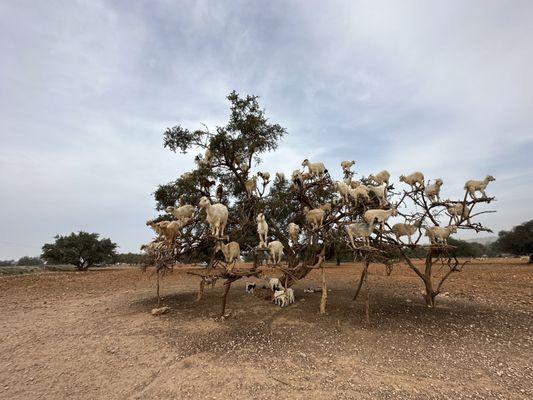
xmin=142 ymin=154 xmax=496 ymax=313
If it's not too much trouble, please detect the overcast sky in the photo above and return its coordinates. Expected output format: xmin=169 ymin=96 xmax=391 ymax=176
xmin=1 ymin=1 xmax=532 ymax=259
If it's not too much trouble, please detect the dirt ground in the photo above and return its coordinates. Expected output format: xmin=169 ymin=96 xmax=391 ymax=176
xmin=1 ymin=259 xmax=532 ymax=400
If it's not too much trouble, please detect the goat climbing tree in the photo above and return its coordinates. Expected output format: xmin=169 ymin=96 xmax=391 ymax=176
xmin=143 ymin=91 xmax=496 ymax=317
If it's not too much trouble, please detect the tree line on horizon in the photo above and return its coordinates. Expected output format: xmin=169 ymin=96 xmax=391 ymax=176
xmin=1 ymin=220 xmax=532 ymax=268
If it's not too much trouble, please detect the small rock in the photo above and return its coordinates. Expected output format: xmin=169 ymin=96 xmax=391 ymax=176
xmin=151 ymin=306 xmax=171 ymax=316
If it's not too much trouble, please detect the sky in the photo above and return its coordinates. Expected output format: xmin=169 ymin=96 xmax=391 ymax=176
xmin=1 ymin=0 xmax=532 ymax=259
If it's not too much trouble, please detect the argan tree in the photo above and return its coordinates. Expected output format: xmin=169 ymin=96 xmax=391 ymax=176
xmin=42 ymin=231 xmax=117 ymax=271
xmin=144 ymin=91 xmax=496 ymax=316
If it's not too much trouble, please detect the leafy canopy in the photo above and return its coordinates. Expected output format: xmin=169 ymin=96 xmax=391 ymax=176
xmin=41 ymin=231 xmax=117 ymax=270
xmin=492 ymin=220 xmax=533 ymax=255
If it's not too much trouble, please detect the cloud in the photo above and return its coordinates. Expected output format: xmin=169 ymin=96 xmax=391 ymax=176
xmin=1 ymin=0 xmax=532 ymax=258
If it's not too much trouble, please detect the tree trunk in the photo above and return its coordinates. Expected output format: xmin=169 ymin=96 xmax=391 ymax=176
xmin=319 ymin=265 xmax=327 ymax=315
xmin=156 ymin=269 xmax=161 ymax=307
xmin=352 ymin=264 xmax=367 ymax=301
xmin=424 ymin=280 xmax=436 ymax=308
xmin=221 ymin=281 xmax=232 ymax=317
xmin=364 ymin=263 xmax=370 ymax=323
xmin=423 ymin=251 xmax=437 ymax=308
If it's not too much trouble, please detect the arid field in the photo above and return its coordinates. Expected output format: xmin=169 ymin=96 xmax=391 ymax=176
xmin=1 ymin=259 xmax=532 ymax=400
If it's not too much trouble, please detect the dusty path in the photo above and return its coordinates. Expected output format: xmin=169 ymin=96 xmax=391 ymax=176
xmin=1 ymin=260 xmax=532 ymax=399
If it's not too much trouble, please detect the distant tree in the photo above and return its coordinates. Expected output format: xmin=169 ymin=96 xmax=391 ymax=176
xmin=0 ymin=259 xmax=15 ymax=266
xmin=447 ymin=238 xmax=486 ymax=258
xmin=492 ymin=220 xmax=533 ymax=261
xmin=16 ymin=256 xmax=43 ymax=266
xmin=41 ymin=232 xmax=117 ymax=271
xmin=114 ymin=252 xmax=147 ymax=264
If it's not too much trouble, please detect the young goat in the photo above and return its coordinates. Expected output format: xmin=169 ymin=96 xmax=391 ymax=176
xmin=303 ymin=207 xmax=325 ymax=229
xmin=335 ymin=181 xmax=351 ymax=203
xmin=214 ymin=241 xmax=240 ymax=271
xmin=268 ymin=240 xmax=284 ymax=264
xmin=345 ymin=222 xmax=376 ymax=247
xmin=341 ymin=160 xmax=355 ymax=172
xmin=257 ymin=171 xmax=270 ymax=185
xmin=447 ymin=203 xmax=470 ymax=224
xmin=366 ymin=183 xmax=388 ymax=206
xmin=256 ymin=213 xmax=269 ymax=247
xmin=363 ymin=207 xmax=398 ymax=230
xmin=288 ymin=222 xmax=300 ymax=244
xmin=291 ymin=169 xmax=304 ymax=188
xmin=391 ymin=221 xmax=422 ymax=244
xmin=301 ymin=159 xmax=327 ymax=179
xmin=399 ymin=171 xmax=425 ymax=190
xmin=198 ymin=196 xmax=228 ymax=238
xmin=425 ymin=225 xmax=458 ymax=245
xmin=245 ymin=176 xmax=258 ymax=197
xmin=348 ymin=185 xmax=370 ymax=204
xmin=165 ymin=204 xmax=194 ymax=221
xmin=425 ymin=179 xmax=443 ymax=203
xmin=464 ymin=175 xmax=495 ymax=199
xmin=368 ymin=170 xmax=390 ymax=186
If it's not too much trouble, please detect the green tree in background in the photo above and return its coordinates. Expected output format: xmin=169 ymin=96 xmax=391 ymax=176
xmin=16 ymin=256 xmax=43 ymax=266
xmin=492 ymin=220 xmax=533 ymax=262
xmin=114 ymin=252 xmax=147 ymax=264
xmin=41 ymin=232 xmax=117 ymax=271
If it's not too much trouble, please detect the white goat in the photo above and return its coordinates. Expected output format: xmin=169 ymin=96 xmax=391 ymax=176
xmin=256 ymin=213 xmax=269 ymax=247
xmin=165 ymin=204 xmax=194 ymax=221
xmin=291 ymin=169 xmax=304 ymax=188
xmin=301 ymin=159 xmax=327 ymax=179
xmin=214 ymin=241 xmax=240 ymax=271
xmin=368 ymin=170 xmax=390 ymax=186
xmin=303 ymin=207 xmax=325 ymax=229
xmin=391 ymin=221 xmax=422 ymax=244
xmin=245 ymin=176 xmax=258 ymax=196
xmin=288 ymin=222 xmax=300 ymax=244
xmin=348 ymin=185 xmax=370 ymax=204
xmin=146 ymin=220 xmax=164 ymax=236
xmin=158 ymin=220 xmax=187 ymax=244
xmin=257 ymin=171 xmax=270 ymax=185
xmin=345 ymin=222 xmax=376 ymax=247
xmin=264 ymin=277 xmax=282 ymax=291
xmin=464 ymin=175 xmax=495 ymax=199
xmin=273 ymin=290 xmax=287 ymax=307
xmin=335 ymin=181 xmax=350 ymax=203
xmin=425 ymin=225 xmax=458 ymax=245
xmin=341 ymin=160 xmax=355 ymax=172
xmin=399 ymin=171 xmax=425 ymax=189
xmin=349 ymin=180 xmax=361 ymax=189
xmin=286 ymin=288 xmax=295 ymax=305
xmin=363 ymin=207 xmax=398 ymax=230
xmin=425 ymin=179 xmax=443 ymax=203
xmin=268 ymin=240 xmax=284 ymax=264
xmin=366 ymin=183 xmax=388 ymax=206
xmin=447 ymin=203 xmax=470 ymax=223
xmin=198 ymin=196 xmax=228 ymax=238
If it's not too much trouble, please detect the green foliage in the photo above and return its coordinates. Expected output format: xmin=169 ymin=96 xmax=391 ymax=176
xmin=114 ymin=252 xmax=148 ymax=264
xmin=492 ymin=220 xmax=533 ymax=255
xmin=17 ymin=256 xmax=43 ymax=266
xmin=153 ymin=91 xmax=292 ymax=262
xmin=447 ymin=238 xmax=487 ymax=258
xmin=0 ymin=260 xmax=15 ymax=266
xmin=41 ymin=231 xmax=117 ymax=270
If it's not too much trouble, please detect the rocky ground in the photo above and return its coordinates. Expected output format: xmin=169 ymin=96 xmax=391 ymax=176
xmin=1 ymin=259 xmax=532 ymax=399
